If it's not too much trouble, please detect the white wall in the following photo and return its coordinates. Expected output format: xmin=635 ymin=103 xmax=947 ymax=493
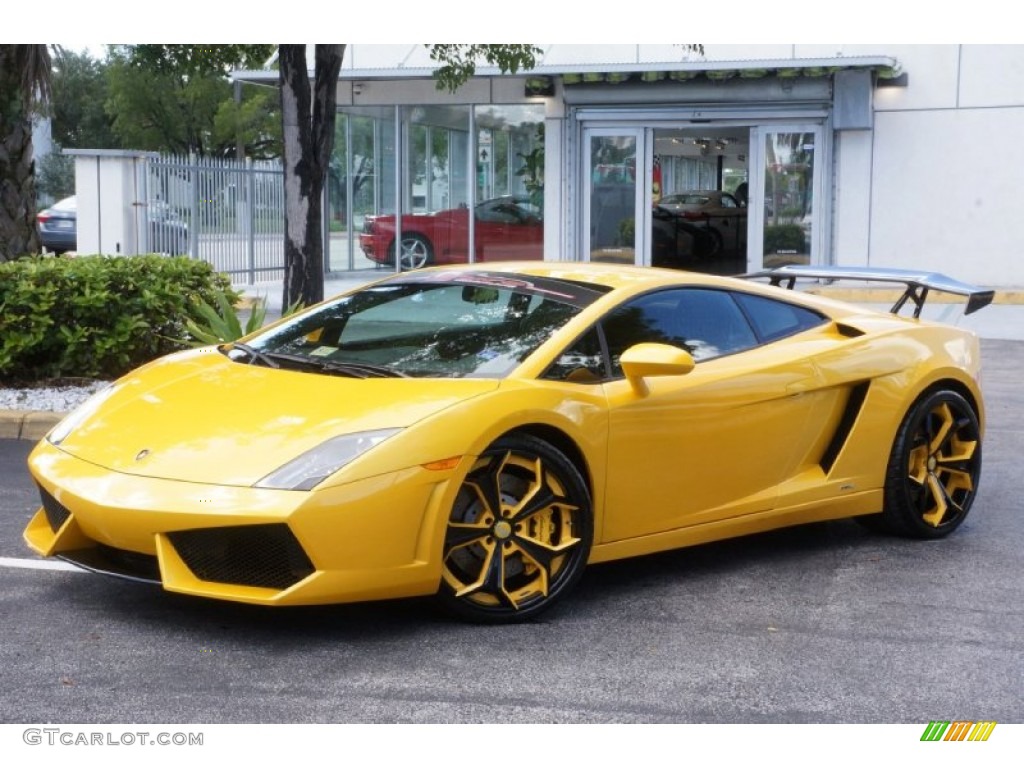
xmin=869 ymin=106 xmax=1024 ymax=285
xmin=832 ymin=130 xmax=872 ymax=264
xmin=860 ymin=45 xmax=1024 ymax=286
xmin=716 ymin=43 xmax=1024 ymax=287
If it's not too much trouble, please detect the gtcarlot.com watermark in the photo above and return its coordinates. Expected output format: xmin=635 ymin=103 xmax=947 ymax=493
xmin=23 ymin=728 xmax=203 ymax=747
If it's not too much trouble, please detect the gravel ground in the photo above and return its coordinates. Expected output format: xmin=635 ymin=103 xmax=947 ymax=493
xmin=0 ymin=380 xmax=108 ymax=413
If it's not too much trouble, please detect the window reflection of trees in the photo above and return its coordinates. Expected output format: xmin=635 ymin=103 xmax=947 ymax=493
xmin=251 ymin=286 xmax=579 ymax=379
xmin=604 ymin=306 xmax=689 ymax=376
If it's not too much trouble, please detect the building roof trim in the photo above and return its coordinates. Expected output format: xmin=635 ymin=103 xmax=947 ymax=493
xmin=233 ymin=55 xmax=900 ymax=86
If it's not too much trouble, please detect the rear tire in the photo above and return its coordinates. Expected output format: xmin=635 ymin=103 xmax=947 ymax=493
xmin=693 ymin=227 xmax=722 ymax=259
xmin=868 ymin=389 xmax=982 ymax=538
xmin=390 ymin=234 xmax=433 ymax=270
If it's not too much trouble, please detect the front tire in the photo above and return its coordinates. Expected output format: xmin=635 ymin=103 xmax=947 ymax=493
xmin=869 ymin=389 xmax=982 ymax=538
xmin=437 ymin=434 xmax=593 ymax=623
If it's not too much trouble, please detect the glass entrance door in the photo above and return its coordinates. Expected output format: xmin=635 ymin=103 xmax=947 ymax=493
xmin=583 ymin=128 xmax=649 ymax=266
xmin=750 ymin=126 xmax=823 ymax=269
xmin=579 ymin=121 xmax=826 ymax=272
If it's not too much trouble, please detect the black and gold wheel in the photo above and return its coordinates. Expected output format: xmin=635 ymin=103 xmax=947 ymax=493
xmin=874 ymin=389 xmax=982 ymax=538
xmin=438 ymin=435 xmax=592 ymax=623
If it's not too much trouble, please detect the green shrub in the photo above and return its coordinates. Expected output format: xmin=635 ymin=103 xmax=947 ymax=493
xmin=184 ymin=291 xmax=268 ymax=346
xmin=183 ymin=292 xmax=304 ymax=346
xmin=618 ymin=218 xmax=635 ymax=245
xmin=763 ymin=224 xmax=807 ymax=255
xmin=0 ymin=255 xmax=236 ymax=382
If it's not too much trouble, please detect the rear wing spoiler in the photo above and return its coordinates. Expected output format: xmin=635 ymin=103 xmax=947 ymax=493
xmin=742 ymin=265 xmax=995 ymax=318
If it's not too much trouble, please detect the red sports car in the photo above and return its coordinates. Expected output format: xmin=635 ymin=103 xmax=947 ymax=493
xmin=360 ymin=196 xmax=544 ymax=269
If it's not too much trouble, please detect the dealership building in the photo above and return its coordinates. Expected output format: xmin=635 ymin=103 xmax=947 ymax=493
xmin=233 ymin=44 xmax=1024 ymax=287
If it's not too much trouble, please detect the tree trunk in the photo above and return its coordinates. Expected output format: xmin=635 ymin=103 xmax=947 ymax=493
xmin=279 ymin=44 xmax=344 ymax=309
xmin=0 ymin=46 xmax=44 ymax=260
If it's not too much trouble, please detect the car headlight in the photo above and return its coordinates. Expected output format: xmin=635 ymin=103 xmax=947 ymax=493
xmin=48 ymin=384 xmax=119 ymax=446
xmin=254 ymin=428 xmax=401 ymax=491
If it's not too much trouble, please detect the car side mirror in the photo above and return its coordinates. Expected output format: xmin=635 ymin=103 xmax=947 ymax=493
xmin=620 ymin=343 xmax=695 ymax=396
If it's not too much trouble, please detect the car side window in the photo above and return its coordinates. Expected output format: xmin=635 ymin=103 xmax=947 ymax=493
xmin=542 ymin=327 xmax=606 ymax=383
xmin=603 ymin=288 xmax=758 ymax=375
xmin=477 ymin=199 xmax=527 ymax=225
xmin=733 ymin=292 xmax=827 ymax=342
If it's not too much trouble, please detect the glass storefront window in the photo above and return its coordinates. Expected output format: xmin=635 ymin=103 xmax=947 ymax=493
xmin=409 ymin=123 xmax=429 ymax=212
xmin=492 ymin=130 xmax=510 ymax=198
xmin=763 ymin=131 xmax=814 ymax=267
xmin=472 ymin=104 xmax=545 ymax=264
xmin=335 ymin=103 xmax=543 ymax=273
xmin=397 ymin=105 xmax=470 ymax=268
xmin=329 ymin=107 xmax=395 ymax=273
xmin=588 ymin=133 xmax=639 ymax=265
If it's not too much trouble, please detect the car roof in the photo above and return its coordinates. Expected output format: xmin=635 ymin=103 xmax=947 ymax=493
xmin=393 ymin=261 xmax=794 ymax=297
xmin=386 ymin=261 xmax=907 ymax=324
xmin=664 ymin=190 xmax=722 ymax=198
xmin=51 ymin=196 xmax=77 ymax=211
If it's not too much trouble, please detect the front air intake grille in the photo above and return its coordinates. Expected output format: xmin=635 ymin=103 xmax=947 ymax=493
xmin=167 ymin=524 xmax=314 ymax=590
xmin=38 ymin=486 xmax=72 ymax=532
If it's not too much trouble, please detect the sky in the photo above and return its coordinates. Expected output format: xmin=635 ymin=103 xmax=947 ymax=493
xmin=7 ymin=0 xmax=1018 ymax=52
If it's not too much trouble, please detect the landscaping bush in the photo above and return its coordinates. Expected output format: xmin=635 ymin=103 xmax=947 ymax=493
xmin=763 ymin=224 xmax=807 ymax=256
xmin=0 ymin=255 xmax=236 ymax=383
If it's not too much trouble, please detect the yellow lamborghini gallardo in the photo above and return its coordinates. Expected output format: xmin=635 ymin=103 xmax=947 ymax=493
xmin=24 ymin=263 xmax=992 ymax=622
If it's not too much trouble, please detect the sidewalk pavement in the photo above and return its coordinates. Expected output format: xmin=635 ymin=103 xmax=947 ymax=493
xmin=3 ymin=273 xmax=1023 ymax=441
xmin=0 ymin=411 xmax=65 ymax=441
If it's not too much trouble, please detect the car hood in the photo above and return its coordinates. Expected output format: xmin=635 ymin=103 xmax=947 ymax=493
xmin=51 ymin=348 xmax=499 ymax=486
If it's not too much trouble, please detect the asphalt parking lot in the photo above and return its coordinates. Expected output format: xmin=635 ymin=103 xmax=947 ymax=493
xmin=0 ymin=339 xmax=1021 ymax=726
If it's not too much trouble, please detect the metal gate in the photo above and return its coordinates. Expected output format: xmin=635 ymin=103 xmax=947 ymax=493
xmin=144 ymin=154 xmax=286 ymax=284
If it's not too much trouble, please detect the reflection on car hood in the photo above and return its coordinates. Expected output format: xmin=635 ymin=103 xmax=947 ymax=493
xmin=52 ymin=348 xmax=499 ymax=486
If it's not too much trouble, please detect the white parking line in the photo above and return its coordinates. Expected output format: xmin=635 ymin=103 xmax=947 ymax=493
xmin=0 ymin=556 xmax=86 ymax=573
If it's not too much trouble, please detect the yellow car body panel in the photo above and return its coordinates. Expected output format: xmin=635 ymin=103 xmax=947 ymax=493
xmin=52 ymin=347 xmax=500 ymax=486
xmin=23 ymin=262 xmax=986 ymax=613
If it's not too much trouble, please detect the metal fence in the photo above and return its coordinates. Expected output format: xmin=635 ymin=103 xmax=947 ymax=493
xmin=145 ymin=154 xmax=286 ymax=284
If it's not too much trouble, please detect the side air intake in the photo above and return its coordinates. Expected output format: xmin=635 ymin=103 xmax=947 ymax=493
xmin=819 ymin=382 xmax=870 ymax=474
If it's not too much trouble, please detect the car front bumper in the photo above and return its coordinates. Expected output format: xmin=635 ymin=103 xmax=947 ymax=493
xmin=24 ymin=440 xmax=457 ymax=606
xmin=358 ymin=232 xmax=390 ymax=264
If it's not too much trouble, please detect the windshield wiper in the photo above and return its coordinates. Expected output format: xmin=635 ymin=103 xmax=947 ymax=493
xmin=317 ymin=360 xmax=410 ymax=378
xmin=227 ymin=343 xmax=280 ymax=368
xmin=230 ymin=348 xmax=409 ymax=379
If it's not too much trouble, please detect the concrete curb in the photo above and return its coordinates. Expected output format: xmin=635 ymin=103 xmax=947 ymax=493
xmin=0 ymin=410 xmax=64 ymax=442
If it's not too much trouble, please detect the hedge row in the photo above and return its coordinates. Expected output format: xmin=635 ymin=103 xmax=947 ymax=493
xmin=0 ymin=255 xmax=237 ymax=383
xmin=764 ymin=224 xmax=808 ymax=255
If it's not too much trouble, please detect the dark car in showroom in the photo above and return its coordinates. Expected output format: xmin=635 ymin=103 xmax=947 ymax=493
xmin=658 ymin=190 xmax=748 ymax=255
xmin=36 ymin=196 xmax=190 ymax=256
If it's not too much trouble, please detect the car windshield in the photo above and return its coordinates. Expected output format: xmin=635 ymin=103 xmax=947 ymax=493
xmin=234 ymin=272 xmax=607 ymax=379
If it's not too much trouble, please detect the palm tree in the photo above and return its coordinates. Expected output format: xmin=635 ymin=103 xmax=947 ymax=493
xmin=0 ymin=44 xmax=52 ymax=260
